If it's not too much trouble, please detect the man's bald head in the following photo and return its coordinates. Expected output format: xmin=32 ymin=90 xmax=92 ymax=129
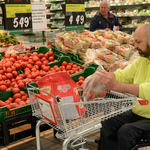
xmin=135 ymin=24 xmax=150 ymax=40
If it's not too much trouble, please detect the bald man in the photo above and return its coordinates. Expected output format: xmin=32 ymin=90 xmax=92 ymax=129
xmin=83 ymin=24 xmax=150 ymax=150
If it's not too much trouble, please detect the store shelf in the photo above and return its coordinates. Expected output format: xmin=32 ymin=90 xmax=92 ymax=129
xmin=50 ymin=17 xmax=65 ymax=19
xmin=49 ymin=0 xmax=64 ymax=2
xmin=116 ymin=14 xmax=150 ymax=17
xmin=122 ymin=25 xmax=138 ymax=28
xmin=46 ymin=13 xmax=55 ymax=15
xmin=85 ymin=2 xmax=150 ymax=8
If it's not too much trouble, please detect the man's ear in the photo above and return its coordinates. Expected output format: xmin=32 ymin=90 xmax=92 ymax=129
xmin=148 ymin=37 xmax=150 ymax=46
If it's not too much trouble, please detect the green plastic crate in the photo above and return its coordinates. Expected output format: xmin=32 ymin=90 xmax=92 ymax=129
xmin=52 ymin=44 xmax=79 ymax=60
xmin=70 ymin=67 xmax=95 ymax=82
xmin=48 ymin=55 xmax=83 ymax=68
xmin=0 ymin=82 xmax=38 ymax=126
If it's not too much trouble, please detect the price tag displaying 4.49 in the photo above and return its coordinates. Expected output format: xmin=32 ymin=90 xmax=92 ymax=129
xmin=69 ymin=14 xmax=84 ymax=25
xmin=65 ymin=0 xmax=85 ymax=31
xmin=65 ymin=12 xmax=85 ymax=30
xmin=13 ymin=16 xmax=31 ymax=29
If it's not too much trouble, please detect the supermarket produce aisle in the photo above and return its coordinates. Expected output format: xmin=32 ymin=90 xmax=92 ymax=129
xmin=0 ymin=124 xmax=99 ymax=150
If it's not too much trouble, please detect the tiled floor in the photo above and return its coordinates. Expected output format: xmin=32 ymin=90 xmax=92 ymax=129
xmin=0 ymin=123 xmax=100 ymax=150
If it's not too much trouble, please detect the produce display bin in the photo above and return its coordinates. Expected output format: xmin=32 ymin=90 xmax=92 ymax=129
xmin=70 ymin=67 xmax=95 ymax=82
xmin=48 ymin=55 xmax=84 ymax=68
xmin=0 ymin=82 xmax=38 ymax=126
xmin=52 ymin=44 xmax=99 ymax=70
xmin=52 ymin=44 xmax=79 ymax=60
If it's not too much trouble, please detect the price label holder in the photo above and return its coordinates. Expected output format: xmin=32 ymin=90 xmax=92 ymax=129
xmin=65 ymin=0 xmax=85 ymax=31
xmin=4 ymin=0 xmax=32 ymax=35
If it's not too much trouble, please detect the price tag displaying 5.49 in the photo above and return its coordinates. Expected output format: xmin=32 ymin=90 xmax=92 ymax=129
xmin=4 ymin=1 xmax=32 ymax=35
xmin=13 ymin=16 xmax=32 ymax=29
xmin=65 ymin=0 xmax=85 ymax=31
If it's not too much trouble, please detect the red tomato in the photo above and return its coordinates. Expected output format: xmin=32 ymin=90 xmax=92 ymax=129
xmin=41 ymin=57 xmax=47 ymax=62
xmin=11 ymin=53 xmax=17 ymax=59
xmin=26 ymin=99 xmax=30 ymax=104
xmin=12 ymin=71 xmax=18 ymax=78
xmin=42 ymin=60 xmax=48 ymax=66
xmin=69 ymin=70 xmax=75 ymax=74
xmin=35 ymin=61 xmax=42 ymax=67
xmin=22 ymin=56 xmax=29 ymax=61
xmin=73 ymin=64 xmax=78 ymax=68
xmin=14 ymin=98 xmax=22 ymax=104
xmin=44 ymin=52 xmax=49 ymax=58
xmin=66 ymin=65 xmax=72 ymax=70
xmin=6 ymin=67 xmax=12 ymax=73
xmin=18 ymin=101 xmax=26 ymax=106
xmin=79 ymin=69 xmax=83 ymax=72
xmin=78 ymin=76 xmax=85 ymax=81
xmin=18 ymin=82 xmax=25 ymax=89
xmin=28 ymin=59 xmax=34 ymax=65
xmin=4 ymin=53 xmax=10 ymax=58
xmin=48 ymin=56 xmax=54 ymax=62
xmin=68 ymin=62 xmax=73 ymax=66
xmin=82 ymin=64 xmax=87 ymax=68
xmin=10 ymin=103 xmax=19 ymax=108
xmin=31 ymin=68 xmax=37 ymax=72
xmin=48 ymin=51 xmax=54 ymax=56
xmin=19 ymin=74 xmax=25 ymax=79
xmin=15 ymin=76 xmax=22 ymax=81
xmin=8 ymin=97 xmax=14 ymax=102
xmin=2 ymin=75 xmax=7 ymax=80
xmin=38 ymin=53 xmax=44 ymax=58
xmin=5 ymin=100 xmax=11 ymax=104
xmin=14 ymin=63 xmax=21 ymax=70
xmin=11 ymin=66 xmax=16 ymax=71
xmin=6 ymin=104 xmax=12 ymax=109
xmin=33 ymin=56 xmax=39 ymax=62
xmin=32 ymin=52 xmax=38 ymax=56
xmin=5 ymin=62 xmax=12 ymax=68
xmin=13 ymin=93 xmax=21 ymax=99
xmin=62 ymin=61 xmax=68 ymax=66
xmin=0 ymin=76 xmax=2 ymax=81
xmin=78 ymin=80 xmax=84 ymax=85
xmin=9 ymin=57 xmax=16 ymax=63
xmin=26 ymin=64 xmax=32 ymax=69
xmin=21 ymin=95 xmax=27 ymax=101
xmin=0 ymin=85 xmax=7 ymax=91
xmin=12 ymin=88 xmax=20 ymax=94
xmin=0 ymin=101 xmax=6 ymax=107
xmin=20 ymin=91 xmax=26 ymax=96
xmin=5 ymin=79 xmax=11 ymax=87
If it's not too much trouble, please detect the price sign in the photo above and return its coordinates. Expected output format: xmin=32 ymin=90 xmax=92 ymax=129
xmin=4 ymin=0 xmax=32 ymax=35
xmin=65 ymin=0 xmax=85 ymax=31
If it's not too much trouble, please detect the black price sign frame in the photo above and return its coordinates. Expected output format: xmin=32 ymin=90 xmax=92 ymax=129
xmin=3 ymin=0 xmax=32 ymax=35
xmin=65 ymin=0 xmax=85 ymax=31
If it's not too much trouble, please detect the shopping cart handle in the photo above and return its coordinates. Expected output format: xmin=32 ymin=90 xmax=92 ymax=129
xmin=138 ymin=99 xmax=149 ymax=105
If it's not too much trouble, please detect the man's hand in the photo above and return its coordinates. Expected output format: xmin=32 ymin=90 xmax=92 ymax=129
xmin=82 ymin=75 xmax=93 ymax=91
xmin=96 ymin=70 xmax=118 ymax=90
xmin=116 ymin=26 xmax=120 ymax=31
xmin=104 ymin=28 xmax=111 ymax=31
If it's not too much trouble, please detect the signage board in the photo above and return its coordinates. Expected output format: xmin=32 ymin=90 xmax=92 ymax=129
xmin=65 ymin=0 xmax=85 ymax=31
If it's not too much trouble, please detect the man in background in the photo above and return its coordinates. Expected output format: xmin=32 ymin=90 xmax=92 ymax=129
xmin=90 ymin=0 xmax=123 ymax=31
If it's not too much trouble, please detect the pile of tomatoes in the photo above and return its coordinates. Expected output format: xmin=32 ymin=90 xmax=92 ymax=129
xmin=75 ymin=76 xmax=85 ymax=87
xmin=0 ymin=49 xmax=87 ymax=109
xmin=0 ymin=88 xmax=30 ymax=109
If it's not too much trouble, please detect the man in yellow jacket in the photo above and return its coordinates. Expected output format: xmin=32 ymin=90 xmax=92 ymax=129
xmin=98 ymin=24 xmax=150 ymax=150
xmin=84 ymin=24 xmax=150 ymax=150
